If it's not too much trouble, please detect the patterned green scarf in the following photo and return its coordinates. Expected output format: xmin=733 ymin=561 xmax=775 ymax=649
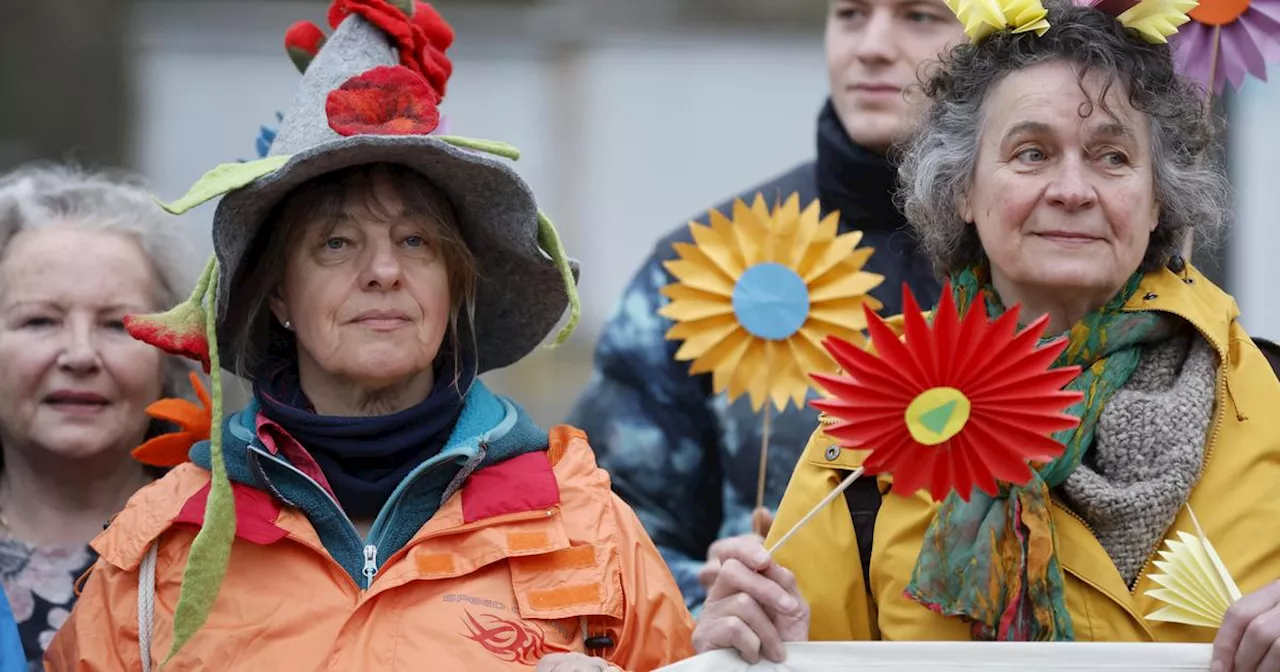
xmin=904 ymin=265 xmax=1175 ymax=641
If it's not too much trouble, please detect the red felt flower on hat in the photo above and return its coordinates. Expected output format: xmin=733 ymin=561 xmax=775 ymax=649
xmin=327 ymin=65 xmax=441 ymax=136
xmin=810 ymin=282 xmax=1084 ymax=502
xmin=327 ymin=0 xmax=454 ymax=99
xmin=133 ymin=372 xmax=213 ymax=468
xmin=411 ymin=1 xmax=454 ymax=96
xmin=413 ymin=1 xmax=454 ymax=49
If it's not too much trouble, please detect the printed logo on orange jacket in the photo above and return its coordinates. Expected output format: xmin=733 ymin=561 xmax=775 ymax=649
xmin=461 ymin=609 xmax=551 ymax=665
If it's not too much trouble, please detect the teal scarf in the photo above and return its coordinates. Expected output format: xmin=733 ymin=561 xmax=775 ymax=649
xmin=904 ymin=266 xmax=1175 ymax=640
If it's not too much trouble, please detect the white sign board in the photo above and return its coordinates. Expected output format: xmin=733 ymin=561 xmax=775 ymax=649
xmin=658 ymin=642 xmax=1213 ymax=671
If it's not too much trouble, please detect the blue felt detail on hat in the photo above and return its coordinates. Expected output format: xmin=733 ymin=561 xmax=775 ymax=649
xmin=732 ymin=262 xmax=810 ymax=340
xmin=256 ymin=112 xmax=284 ymax=158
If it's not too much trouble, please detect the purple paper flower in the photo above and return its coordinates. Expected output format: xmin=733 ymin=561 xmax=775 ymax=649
xmin=1077 ymin=0 xmax=1280 ymax=94
xmin=1170 ymin=0 xmax=1280 ymax=94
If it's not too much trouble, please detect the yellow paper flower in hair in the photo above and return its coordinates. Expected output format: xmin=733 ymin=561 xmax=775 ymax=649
xmin=946 ymin=0 xmax=1051 ymax=41
xmin=1117 ymin=0 xmax=1198 ymax=43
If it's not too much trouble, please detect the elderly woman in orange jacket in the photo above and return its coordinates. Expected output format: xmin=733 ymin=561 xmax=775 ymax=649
xmin=45 ymin=2 xmax=694 ymax=670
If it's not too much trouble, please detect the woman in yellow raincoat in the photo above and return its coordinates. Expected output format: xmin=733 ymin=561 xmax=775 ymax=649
xmin=691 ymin=1 xmax=1280 ymax=671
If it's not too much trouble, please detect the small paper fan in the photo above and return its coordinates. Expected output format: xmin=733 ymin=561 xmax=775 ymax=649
xmin=1145 ymin=505 xmax=1242 ymax=628
xmin=659 ymin=193 xmax=885 ymax=412
xmin=811 ymin=281 xmax=1084 ymax=502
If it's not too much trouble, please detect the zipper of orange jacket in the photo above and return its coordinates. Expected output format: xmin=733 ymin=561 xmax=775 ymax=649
xmin=249 ymin=444 xmax=379 ymax=587
xmin=246 ymin=441 xmax=554 ymax=592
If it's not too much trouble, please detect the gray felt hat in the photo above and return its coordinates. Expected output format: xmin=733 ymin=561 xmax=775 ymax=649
xmin=149 ymin=6 xmax=580 ymax=377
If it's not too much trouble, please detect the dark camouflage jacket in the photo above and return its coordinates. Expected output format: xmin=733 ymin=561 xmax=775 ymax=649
xmin=567 ymin=101 xmax=942 ymax=611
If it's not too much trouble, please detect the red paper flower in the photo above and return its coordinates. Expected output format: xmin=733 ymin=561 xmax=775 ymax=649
xmin=811 ymin=282 xmax=1084 ymax=502
xmin=133 ymin=372 xmax=213 ymax=468
xmin=327 ymin=0 xmax=454 ymax=99
xmin=284 ymin=21 xmax=327 ymax=73
xmin=123 ymin=303 xmax=211 ymax=374
xmin=326 ymin=65 xmax=441 ymax=136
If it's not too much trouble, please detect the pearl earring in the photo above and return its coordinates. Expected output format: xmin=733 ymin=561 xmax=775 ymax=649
xmin=284 ymin=320 xmax=292 ymax=330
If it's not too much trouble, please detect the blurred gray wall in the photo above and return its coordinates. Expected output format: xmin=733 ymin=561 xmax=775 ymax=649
xmin=0 ymin=1 xmax=132 ymax=171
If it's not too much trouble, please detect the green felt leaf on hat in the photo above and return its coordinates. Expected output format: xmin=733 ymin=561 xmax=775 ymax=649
xmin=537 ymin=210 xmax=579 ymax=346
xmin=287 ymin=46 xmax=318 ymax=74
xmin=164 ymin=263 xmax=234 ymax=664
xmin=434 ymin=135 xmax=521 ymax=161
xmin=157 ymin=155 xmax=293 ymax=215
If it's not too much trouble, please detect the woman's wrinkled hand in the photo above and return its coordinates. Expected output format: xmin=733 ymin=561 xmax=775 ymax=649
xmin=698 ymin=508 xmax=775 ymax=593
xmin=1213 ymin=580 xmax=1280 ymax=672
xmin=535 ymin=652 xmax=618 ymax=671
xmin=692 ymin=536 xmax=809 ymax=664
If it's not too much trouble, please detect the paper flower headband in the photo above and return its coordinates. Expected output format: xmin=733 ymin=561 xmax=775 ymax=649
xmin=956 ymin=0 xmax=1280 ymax=93
xmin=949 ymin=0 xmax=1195 ymax=44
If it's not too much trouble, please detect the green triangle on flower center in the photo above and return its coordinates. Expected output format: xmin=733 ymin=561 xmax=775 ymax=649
xmin=905 ymin=387 xmax=971 ymax=446
xmin=920 ymin=399 xmax=958 ymax=435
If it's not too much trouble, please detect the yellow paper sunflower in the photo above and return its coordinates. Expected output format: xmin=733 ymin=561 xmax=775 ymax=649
xmin=659 ymin=193 xmax=884 ymax=412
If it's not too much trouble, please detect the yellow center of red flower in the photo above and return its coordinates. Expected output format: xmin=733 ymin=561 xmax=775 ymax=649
xmin=905 ymin=387 xmax=971 ymax=445
xmin=1189 ymin=0 xmax=1250 ymax=26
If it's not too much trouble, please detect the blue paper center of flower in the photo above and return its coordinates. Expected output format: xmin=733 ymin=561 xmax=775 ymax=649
xmin=732 ymin=262 xmax=810 ymax=340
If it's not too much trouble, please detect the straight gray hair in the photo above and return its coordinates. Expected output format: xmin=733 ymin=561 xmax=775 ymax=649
xmin=895 ymin=0 xmax=1232 ymax=278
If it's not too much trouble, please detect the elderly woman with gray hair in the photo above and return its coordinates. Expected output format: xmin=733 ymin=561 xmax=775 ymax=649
xmin=0 ymin=164 xmax=196 ymax=667
xmin=692 ymin=1 xmax=1280 ymax=671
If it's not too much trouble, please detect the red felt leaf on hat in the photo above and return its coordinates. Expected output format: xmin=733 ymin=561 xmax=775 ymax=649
xmin=123 ymin=306 xmax=212 ymax=374
xmin=326 ymin=65 xmax=441 ymax=136
xmin=327 ymin=0 xmax=454 ymax=100
xmin=810 ymin=281 xmax=1084 ymax=503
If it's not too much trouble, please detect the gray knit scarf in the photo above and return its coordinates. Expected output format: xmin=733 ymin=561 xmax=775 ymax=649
xmin=1059 ymin=333 xmax=1217 ymax=586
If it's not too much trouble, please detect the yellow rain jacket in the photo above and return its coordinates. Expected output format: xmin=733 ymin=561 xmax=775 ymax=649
xmin=766 ymin=265 xmax=1280 ymax=642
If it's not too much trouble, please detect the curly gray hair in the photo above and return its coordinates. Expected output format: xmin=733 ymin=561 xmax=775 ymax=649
xmin=896 ymin=0 xmax=1232 ymax=277
xmin=0 ymin=163 xmax=199 ymax=399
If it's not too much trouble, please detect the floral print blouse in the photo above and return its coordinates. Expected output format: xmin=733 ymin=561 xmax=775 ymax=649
xmin=0 ymin=535 xmax=94 ymax=668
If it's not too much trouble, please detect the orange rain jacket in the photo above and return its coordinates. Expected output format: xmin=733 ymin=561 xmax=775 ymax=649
xmin=46 ymin=422 xmax=694 ymax=671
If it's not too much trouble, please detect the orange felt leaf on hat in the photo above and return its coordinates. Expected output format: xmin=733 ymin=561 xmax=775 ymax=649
xmin=133 ymin=372 xmax=213 ymax=468
xmin=326 ymin=65 xmax=441 ymax=136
